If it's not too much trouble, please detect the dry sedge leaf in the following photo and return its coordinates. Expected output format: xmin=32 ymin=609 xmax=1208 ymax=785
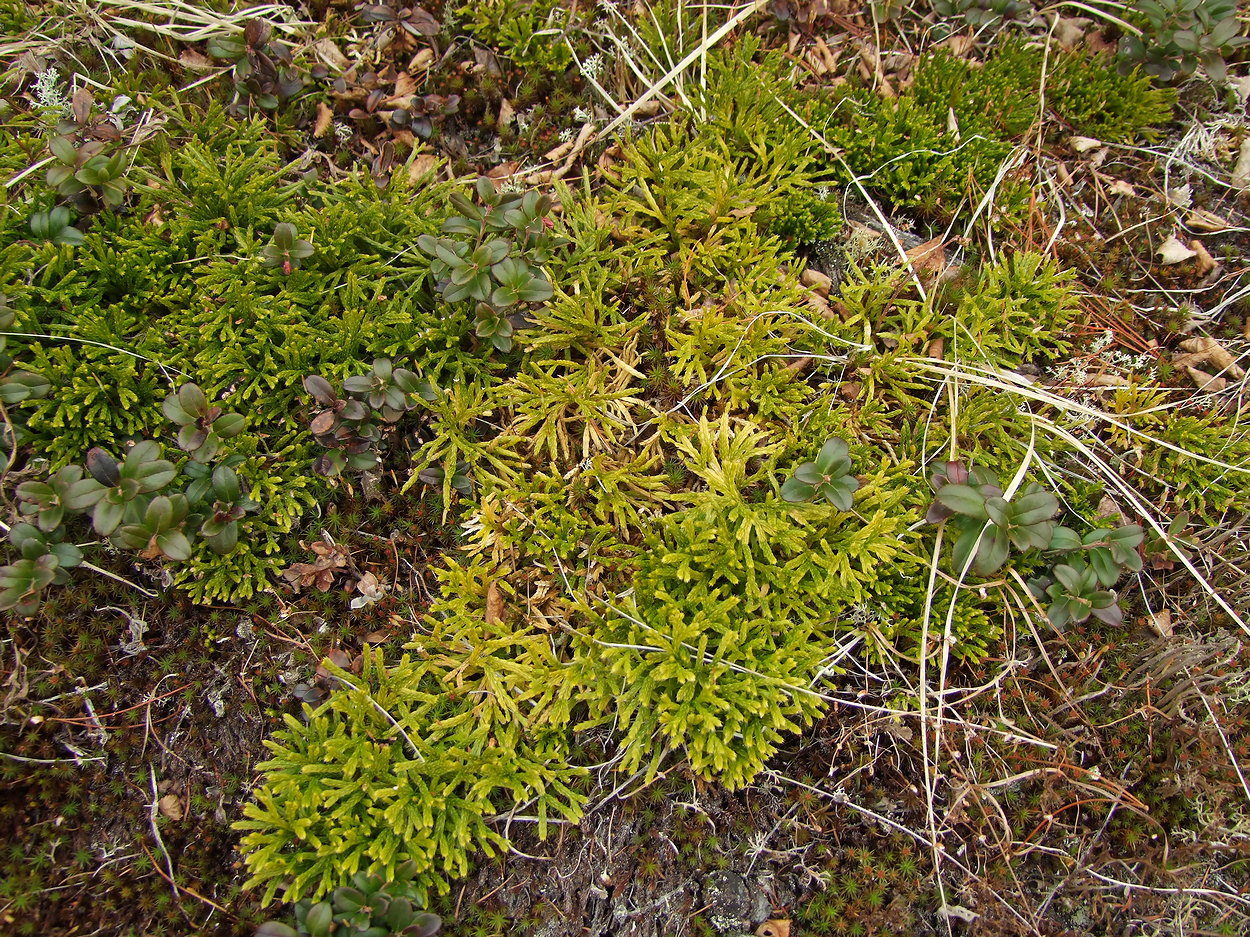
xmin=313 ymin=101 xmax=334 ymax=138
xmin=1187 ymin=208 xmax=1232 ymax=233
xmin=158 ymin=794 xmax=184 ymax=821
xmin=756 ymin=921 xmax=790 ymax=937
xmin=1157 ymin=235 xmax=1197 ymax=265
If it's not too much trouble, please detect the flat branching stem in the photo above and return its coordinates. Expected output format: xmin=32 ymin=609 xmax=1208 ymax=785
xmin=533 ymin=502 xmax=1060 ymax=756
xmin=769 ymin=93 xmax=933 ymax=300
xmin=327 ymin=671 xmax=424 ymax=762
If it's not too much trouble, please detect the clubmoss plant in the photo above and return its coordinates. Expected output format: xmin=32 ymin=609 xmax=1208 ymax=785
xmin=235 ymin=647 xmax=585 ymax=906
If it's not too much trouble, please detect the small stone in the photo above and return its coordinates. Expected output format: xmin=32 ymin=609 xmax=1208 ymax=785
xmin=706 ymin=871 xmax=751 ymax=931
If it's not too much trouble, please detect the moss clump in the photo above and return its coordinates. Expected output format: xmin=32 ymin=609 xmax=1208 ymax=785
xmin=0 ymin=107 xmax=474 ymax=599
xmin=808 ymin=38 xmax=1175 ymax=221
xmin=234 ymin=644 xmax=586 ymax=907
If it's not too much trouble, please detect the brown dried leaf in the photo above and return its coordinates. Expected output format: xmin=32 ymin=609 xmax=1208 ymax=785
xmin=485 ymin=580 xmax=505 ymax=624
xmin=1186 ymin=208 xmax=1232 ymax=232
xmin=1054 ymin=16 xmax=1090 ymax=49
xmin=473 ymin=47 xmax=502 ymax=77
xmin=313 ymin=101 xmax=335 ymax=138
xmin=179 ymin=49 xmax=215 ymax=71
xmin=355 ymin=572 xmax=384 ymax=600
xmin=158 ymin=794 xmax=184 ymax=821
xmin=310 ymin=37 xmax=350 ymax=72
xmin=937 ymin=34 xmax=975 ymax=57
xmin=804 ymin=291 xmax=835 ymax=321
xmin=1157 ymin=235 xmax=1197 ymax=265
xmin=904 ymin=234 xmax=947 ymax=282
xmin=391 ymin=71 xmax=418 ymax=99
xmin=1185 ymin=365 xmax=1227 ymax=393
xmin=487 ymin=160 xmax=521 ymax=179
xmin=71 ymin=88 xmax=94 ymax=125
xmin=1189 ymin=239 xmax=1217 ymax=276
xmin=801 ymin=268 xmax=832 ymax=295
xmin=325 ymin=648 xmax=352 ymax=670
xmin=1147 ymin=608 xmax=1174 ymax=638
xmin=1177 ymin=336 xmax=1244 ymax=378
xmin=756 ymin=921 xmax=790 ymax=937
xmin=1088 ymin=372 xmax=1131 ymax=387
xmin=281 ymin=540 xmax=348 ymax=593
xmin=408 ymin=152 xmax=438 ymax=182
xmin=1232 ymin=138 xmax=1250 ymax=190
